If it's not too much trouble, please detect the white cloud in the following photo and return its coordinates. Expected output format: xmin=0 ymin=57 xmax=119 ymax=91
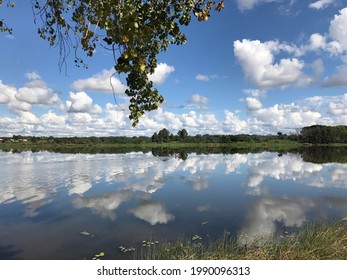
xmin=71 ymin=69 xmax=127 ymax=94
xmin=329 ymin=8 xmax=347 ymax=52
xmin=233 ymin=9 xmax=347 ymax=89
xmin=66 ymin=91 xmax=102 ymax=114
xmin=104 ymin=103 xmax=127 ymax=127
xmin=249 ymin=103 xmax=322 ymax=131
xmin=129 ymin=201 xmax=175 ymax=225
xmin=145 ymin=108 xmax=182 ymax=131
xmin=239 ymin=195 xmax=311 ymax=244
xmin=322 ymin=64 xmax=347 ymax=87
xmin=188 ymin=94 xmax=209 ymax=105
xmin=307 ymin=8 xmax=347 ymax=56
xmin=0 ymin=79 xmax=60 ymax=115
xmin=237 ymin=0 xmax=278 ymax=11
xmin=223 ymin=110 xmax=248 ymax=133
xmin=196 ymin=74 xmax=210 ymax=81
xmin=309 ymin=0 xmax=334 ymax=10
xmin=234 ymin=39 xmax=306 ymax=89
xmin=0 ymin=80 xmax=15 ymax=103
xmin=328 ymin=94 xmax=347 ymax=116
xmin=243 ymin=89 xmax=267 ymax=98
xmin=148 ymin=63 xmax=175 ymax=85
xmin=2 ymin=69 xmax=347 ymax=137
xmin=309 ymin=33 xmax=327 ymax=51
xmin=186 ymin=94 xmax=209 ymax=110
xmin=16 ymin=80 xmax=60 ymax=105
xmin=8 ymin=98 xmax=32 ymax=113
xmin=5 ymin=34 xmax=15 ymax=40
xmin=189 ymin=175 xmax=209 ymax=191
xmin=17 ymin=111 xmax=40 ymax=125
xmin=73 ymin=191 xmax=132 ymax=221
xmin=25 ymin=71 xmax=41 ymax=81
xmin=41 ymin=110 xmax=67 ymax=126
xmin=245 ymin=97 xmax=263 ymax=111
xmin=195 ymin=74 xmax=219 ymax=82
xmin=180 ymin=111 xmax=219 ymax=132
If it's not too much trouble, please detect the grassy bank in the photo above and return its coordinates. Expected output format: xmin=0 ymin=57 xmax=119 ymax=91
xmin=140 ymin=220 xmax=347 ymax=260
xmin=0 ymin=139 xmax=301 ymax=152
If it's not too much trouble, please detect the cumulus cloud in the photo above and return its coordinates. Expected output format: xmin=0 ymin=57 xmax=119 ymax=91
xmin=188 ymin=94 xmax=209 ymax=105
xmin=329 ymin=8 xmax=347 ymax=52
xmin=73 ymin=191 xmax=132 ymax=221
xmin=309 ymin=33 xmax=327 ymax=51
xmin=180 ymin=111 xmax=219 ymax=132
xmin=327 ymin=94 xmax=347 ymax=116
xmin=188 ymin=175 xmax=209 ymax=191
xmin=0 ymin=79 xmax=60 ymax=115
xmin=17 ymin=111 xmax=40 ymax=125
xmin=245 ymin=97 xmax=263 ymax=111
xmin=25 ymin=71 xmax=41 ymax=81
xmin=309 ymin=0 xmax=334 ymax=10
xmin=144 ymin=108 xmax=182 ymax=131
xmin=322 ymin=64 xmax=347 ymax=87
xmin=129 ymin=201 xmax=175 ymax=225
xmin=2 ymin=71 xmax=347 ymax=136
xmin=305 ymin=8 xmax=347 ymax=56
xmin=104 ymin=103 xmax=127 ymax=126
xmin=223 ymin=110 xmax=248 ymax=133
xmin=234 ymin=39 xmax=306 ymax=89
xmin=66 ymin=91 xmax=102 ymax=114
xmin=239 ymin=196 xmax=312 ymax=244
xmin=71 ymin=69 xmax=127 ymax=94
xmin=41 ymin=110 xmax=67 ymax=126
xmin=313 ymin=8 xmax=347 ymax=87
xmin=243 ymin=89 xmax=267 ymax=98
xmin=233 ymin=8 xmax=347 ymax=89
xmin=249 ymin=103 xmax=322 ymax=131
xmin=0 ymin=80 xmax=15 ymax=104
xmin=148 ymin=63 xmax=175 ymax=85
xmin=8 ymin=98 xmax=32 ymax=113
xmin=16 ymin=80 xmax=60 ymax=106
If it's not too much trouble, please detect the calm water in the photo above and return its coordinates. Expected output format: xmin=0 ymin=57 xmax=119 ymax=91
xmin=1 ymin=149 xmax=347 ymax=259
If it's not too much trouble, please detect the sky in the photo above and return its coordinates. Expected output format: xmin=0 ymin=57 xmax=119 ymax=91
xmin=1 ymin=0 xmax=347 ymax=137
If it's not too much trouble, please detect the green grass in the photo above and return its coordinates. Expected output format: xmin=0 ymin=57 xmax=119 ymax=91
xmin=0 ymin=139 xmax=301 ymax=150
xmin=139 ymin=220 xmax=347 ymax=260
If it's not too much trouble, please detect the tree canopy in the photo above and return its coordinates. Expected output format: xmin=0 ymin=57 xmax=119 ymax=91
xmin=0 ymin=0 xmax=224 ymax=126
xmin=299 ymin=125 xmax=347 ymax=144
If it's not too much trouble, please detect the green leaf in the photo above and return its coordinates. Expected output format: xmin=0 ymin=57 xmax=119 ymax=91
xmin=28 ymin=0 xmax=224 ymax=126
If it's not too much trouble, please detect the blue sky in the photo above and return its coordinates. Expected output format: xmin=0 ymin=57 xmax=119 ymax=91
xmin=1 ymin=0 xmax=347 ymax=137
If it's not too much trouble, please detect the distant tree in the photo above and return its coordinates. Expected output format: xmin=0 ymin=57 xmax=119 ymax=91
xmin=0 ymin=0 xmax=224 ymax=126
xmin=151 ymin=132 xmax=158 ymax=142
xmin=177 ymin=129 xmax=188 ymax=142
xmin=299 ymin=125 xmax=347 ymax=144
xmin=157 ymin=128 xmax=170 ymax=143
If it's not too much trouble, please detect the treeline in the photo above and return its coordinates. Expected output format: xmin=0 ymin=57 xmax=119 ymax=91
xmin=1 ymin=129 xmax=298 ymax=145
xmin=1 ymin=125 xmax=347 ymax=145
xmin=299 ymin=125 xmax=347 ymax=144
xmin=150 ymin=128 xmax=298 ymax=143
xmin=0 ymin=135 xmax=152 ymax=145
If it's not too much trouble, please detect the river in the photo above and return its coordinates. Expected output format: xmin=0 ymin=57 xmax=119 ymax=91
xmin=1 ymin=148 xmax=347 ymax=259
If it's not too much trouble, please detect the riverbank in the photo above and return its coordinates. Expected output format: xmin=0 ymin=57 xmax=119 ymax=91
xmin=0 ymin=139 xmax=302 ymax=152
xmin=140 ymin=220 xmax=347 ymax=260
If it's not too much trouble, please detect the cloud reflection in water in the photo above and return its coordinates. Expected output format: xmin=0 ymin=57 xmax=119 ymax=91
xmin=1 ymin=150 xmax=347 ymax=244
